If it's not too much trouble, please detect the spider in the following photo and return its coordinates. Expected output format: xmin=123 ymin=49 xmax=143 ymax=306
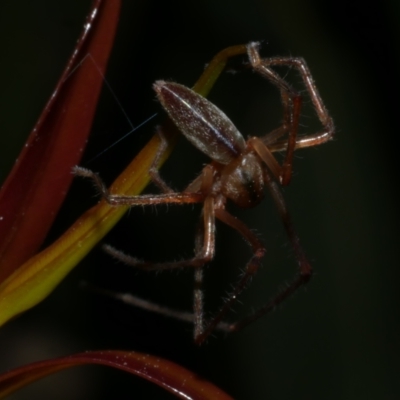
xmin=74 ymin=42 xmax=334 ymax=345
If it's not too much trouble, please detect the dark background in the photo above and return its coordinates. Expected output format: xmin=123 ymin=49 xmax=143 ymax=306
xmin=0 ymin=0 xmax=399 ymax=399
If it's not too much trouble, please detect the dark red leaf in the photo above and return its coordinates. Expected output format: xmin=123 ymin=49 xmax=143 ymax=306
xmin=0 ymin=350 xmax=233 ymax=400
xmin=0 ymin=0 xmax=121 ymax=282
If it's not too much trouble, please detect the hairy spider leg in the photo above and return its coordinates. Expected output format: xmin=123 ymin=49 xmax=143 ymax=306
xmin=247 ymin=44 xmax=334 ymax=153
xmin=220 ymin=167 xmax=312 ymax=335
xmin=79 ymin=160 xmax=268 ymax=344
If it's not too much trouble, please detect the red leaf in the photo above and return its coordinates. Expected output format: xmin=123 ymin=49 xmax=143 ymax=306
xmin=0 ymin=0 xmax=121 ymax=282
xmin=0 ymin=351 xmax=233 ymax=400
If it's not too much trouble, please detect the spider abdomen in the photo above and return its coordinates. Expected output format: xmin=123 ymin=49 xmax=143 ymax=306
xmin=154 ymin=80 xmax=246 ymax=165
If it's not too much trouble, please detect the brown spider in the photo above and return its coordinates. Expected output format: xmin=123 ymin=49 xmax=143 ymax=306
xmin=74 ymin=42 xmax=334 ymax=345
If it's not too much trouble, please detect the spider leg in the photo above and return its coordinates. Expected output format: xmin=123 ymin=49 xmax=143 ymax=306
xmin=104 ymin=165 xmax=219 ymax=341
xmin=221 ymin=168 xmax=312 ymax=334
xmin=247 ymin=129 xmax=305 ymax=187
xmin=192 ymin=211 xmax=207 ymax=340
xmin=101 ymin=201 xmax=268 ymax=344
xmin=103 ymin=195 xmax=215 ymax=272
xmin=247 ymin=42 xmax=334 ymax=154
xmin=246 ymin=42 xmax=302 ymax=186
xmin=194 ymin=208 xmax=266 ymax=345
xmin=102 ymin=164 xmax=217 ymax=272
xmin=75 ymin=164 xmax=210 ymax=267
xmin=246 ymin=42 xmax=334 ymax=184
xmin=148 ymin=123 xmax=177 ymax=194
xmin=84 ymin=283 xmax=198 ymax=325
xmin=86 ymin=204 xmax=217 ymax=338
xmin=73 ymin=165 xmax=203 ymax=206
xmin=89 ymin=201 xmax=228 ymax=340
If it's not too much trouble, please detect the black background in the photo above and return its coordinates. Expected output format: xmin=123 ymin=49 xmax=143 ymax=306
xmin=0 ymin=0 xmax=399 ymax=399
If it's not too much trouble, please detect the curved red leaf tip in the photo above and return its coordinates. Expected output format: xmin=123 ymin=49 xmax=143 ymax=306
xmin=0 ymin=351 xmax=233 ymax=400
